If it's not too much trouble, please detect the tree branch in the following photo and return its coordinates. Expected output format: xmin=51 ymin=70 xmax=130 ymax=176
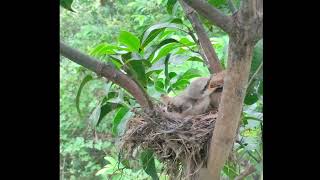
xmin=60 ymin=41 xmax=153 ymax=110
xmin=236 ymin=140 xmax=260 ymax=163
xmin=247 ymin=61 xmax=263 ymax=89
xmin=207 ymin=39 xmax=255 ymax=180
xmin=182 ymin=0 xmax=234 ymax=34
xmin=193 ymin=0 xmax=262 ymax=178
xmin=234 ymin=164 xmax=256 ymax=180
xmin=185 ymin=27 xmax=213 ymax=72
xmin=179 ymin=0 xmax=223 ymax=73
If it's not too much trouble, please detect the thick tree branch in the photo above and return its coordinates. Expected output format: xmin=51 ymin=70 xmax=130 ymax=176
xmin=182 ymin=0 xmax=233 ymax=34
xmin=60 ymin=41 xmax=153 ymax=110
xmin=239 ymin=0 xmax=263 ymax=42
xmin=240 ymin=0 xmax=256 ymax=21
xmin=207 ymin=38 xmax=255 ymax=180
xmin=179 ymin=0 xmax=223 ymax=73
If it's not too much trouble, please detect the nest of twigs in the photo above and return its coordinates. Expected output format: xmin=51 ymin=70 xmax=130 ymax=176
xmin=119 ymin=104 xmax=218 ymax=179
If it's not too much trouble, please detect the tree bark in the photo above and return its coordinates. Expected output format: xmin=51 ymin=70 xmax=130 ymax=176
xmin=182 ymin=0 xmax=233 ymax=33
xmin=195 ymin=0 xmax=262 ymax=179
xmin=179 ymin=0 xmax=223 ymax=73
xmin=60 ymin=41 xmax=153 ymax=110
xmin=207 ymin=38 xmax=255 ymax=180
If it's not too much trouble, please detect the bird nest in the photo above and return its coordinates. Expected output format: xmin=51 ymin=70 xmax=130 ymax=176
xmin=119 ymin=104 xmax=218 ymax=178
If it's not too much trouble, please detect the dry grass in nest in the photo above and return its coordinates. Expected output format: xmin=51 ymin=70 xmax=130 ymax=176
xmin=119 ymin=104 xmax=218 ymax=178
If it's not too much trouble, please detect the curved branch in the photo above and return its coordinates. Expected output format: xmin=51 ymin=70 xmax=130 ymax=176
xmin=247 ymin=61 xmax=263 ymax=89
xmin=60 ymin=41 xmax=153 ymax=110
xmin=179 ymin=0 xmax=223 ymax=73
xmin=183 ymin=0 xmax=234 ymax=34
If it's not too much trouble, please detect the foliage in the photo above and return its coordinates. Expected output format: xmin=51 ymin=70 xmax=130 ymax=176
xmin=60 ymin=0 xmax=262 ymax=179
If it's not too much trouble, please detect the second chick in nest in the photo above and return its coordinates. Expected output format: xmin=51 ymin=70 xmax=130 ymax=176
xmin=160 ymin=71 xmax=226 ymax=118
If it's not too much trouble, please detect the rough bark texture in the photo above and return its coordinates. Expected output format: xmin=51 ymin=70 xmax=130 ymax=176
xmin=60 ymin=42 xmax=153 ymax=110
xmin=207 ymin=38 xmax=254 ymax=180
xmin=204 ymin=0 xmax=262 ymax=179
xmin=179 ymin=0 xmax=222 ymax=73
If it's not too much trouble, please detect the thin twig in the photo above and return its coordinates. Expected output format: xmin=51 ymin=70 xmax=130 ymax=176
xmin=247 ymin=62 xmax=263 ymax=89
xmin=236 ymin=140 xmax=260 ymax=163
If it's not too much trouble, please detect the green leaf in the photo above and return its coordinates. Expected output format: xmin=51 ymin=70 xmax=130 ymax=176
xmin=146 ymin=70 xmax=163 ymax=78
xmin=144 ymin=38 xmax=179 ymax=60
xmin=158 ymin=38 xmax=179 ymax=48
xmin=141 ymin=23 xmax=182 ymax=49
xmin=208 ymin=0 xmax=226 ymax=8
xmin=140 ymin=149 xmax=159 ymax=180
xmin=60 ymin=0 xmax=75 ymax=12
xmin=223 ymin=164 xmax=238 ymax=179
xmin=127 ymin=60 xmax=147 ymax=87
xmin=170 ymin=69 xmax=202 ymax=90
xmin=171 ymin=79 xmax=190 ymax=90
xmin=105 ymin=156 xmax=118 ymax=165
xmin=90 ymin=43 xmax=119 ymax=57
xmin=107 ymin=90 xmax=126 ymax=106
xmin=187 ymin=56 xmax=203 ymax=62
xmin=112 ymin=107 xmax=130 ymax=136
xmin=179 ymin=37 xmax=196 ymax=46
xmin=158 ymin=29 xmax=175 ymax=40
xmin=96 ymin=102 xmax=122 ymax=127
xmin=181 ymin=68 xmax=203 ymax=80
xmin=141 ymin=28 xmax=164 ymax=49
xmin=95 ymin=166 xmax=108 ymax=176
xmin=167 ymin=0 xmax=177 ymax=14
xmin=89 ymin=103 xmax=102 ymax=127
xmin=155 ymin=80 xmax=165 ymax=93
xmin=170 ymin=18 xmax=183 ymax=25
xmin=118 ymin=31 xmax=140 ymax=52
xmin=121 ymin=52 xmax=132 ymax=62
xmin=244 ymin=92 xmax=259 ymax=105
xmin=76 ymin=75 xmax=93 ymax=117
xmin=169 ymin=54 xmax=190 ymax=65
xmin=169 ymin=72 xmax=177 ymax=79
xmin=151 ymin=42 xmax=180 ymax=64
xmin=109 ymin=55 xmax=123 ymax=69
xmin=164 ymin=54 xmax=170 ymax=90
